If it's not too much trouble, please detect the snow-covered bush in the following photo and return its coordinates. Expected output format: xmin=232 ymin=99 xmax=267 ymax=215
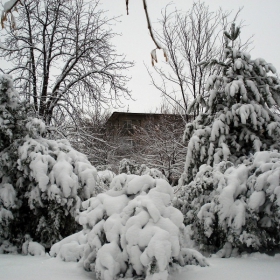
xmin=0 ymin=134 xmax=100 ymax=249
xmin=22 ymin=234 xmax=45 ymax=256
xmin=0 ymin=74 xmax=100 ymax=249
xmin=175 ymin=151 xmax=280 ymax=254
xmin=138 ymin=164 xmax=167 ymax=180
xmin=97 ymin=169 xmax=116 ymax=189
xmin=0 ymin=74 xmax=26 ymax=151
xmin=118 ymin=158 xmax=139 ymax=175
xmin=50 ymin=173 xmax=208 ymax=279
xmin=179 ymin=24 xmax=280 ymax=185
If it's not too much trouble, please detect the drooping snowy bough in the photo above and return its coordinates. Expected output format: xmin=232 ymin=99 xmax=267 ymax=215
xmin=50 ymin=173 xmax=208 ymax=280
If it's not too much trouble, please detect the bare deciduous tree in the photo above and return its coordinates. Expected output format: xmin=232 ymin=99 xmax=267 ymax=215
xmin=0 ymin=0 xmax=132 ymax=126
xmin=132 ymin=110 xmax=187 ymax=185
xmin=147 ymin=2 xmax=240 ymax=117
xmin=1 ymin=0 xmax=167 ymax=64
xmin=60 ymin=108 xmax=111 ymax=165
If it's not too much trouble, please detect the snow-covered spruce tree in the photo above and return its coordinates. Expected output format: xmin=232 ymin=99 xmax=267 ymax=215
xmin=0 ymin=74 xmax=28 ymax=151
xmin=50 ymin=174 xmax=208 ymax=280
xmin=0 ymin=74 xmax=101 ymax=250
xmin=179 ymin=23 xmax=280 ymax=186
xmin=0 ymin=75 xmax=26 ymax=243
xmin=176 ymin=152 xmax=280 ymax=255
xmin=175 ymin=24 xmax=280 ymax=254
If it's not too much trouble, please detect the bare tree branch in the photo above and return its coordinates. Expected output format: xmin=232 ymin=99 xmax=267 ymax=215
xmin=147 ymin=2 xmax=249 ymax=117
xmin=1 ymin=0 xmax=133 ymax=127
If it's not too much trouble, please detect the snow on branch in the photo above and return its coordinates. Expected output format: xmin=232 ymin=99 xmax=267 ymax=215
xmin=2 ymin=0 xmax=168 ymax=64
xmin=1 ymin=0 xmax=19 ymax=28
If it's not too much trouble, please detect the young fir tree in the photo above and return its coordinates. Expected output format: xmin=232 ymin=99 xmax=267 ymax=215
xmin=0 ymin=74 xmax=24 ymax=247
xmin=179 ymin=23 xmax=280 ymax=186
xmin=0 ymin=74 xmax=27 ymax=150
xmin=0 ymin=74 xmax=100 ymax=251
xmin=175 ymin=25 xmax=280 ymax=254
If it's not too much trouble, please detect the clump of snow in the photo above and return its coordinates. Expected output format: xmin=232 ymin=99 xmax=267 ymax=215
xmin=26 ymin=118 xmax=46 ymax=137
xmin=50 ymin=174 xmax=208 ymax=279
xmin=0 ymin=240 xmax=17 ymax=254
xmin=118 ymin=158 xmax=139 ymax=175
xmin=22 ymin=235 xmax=45 ymax=257
xmin=97 ymin=169 xmax=116 ymax=189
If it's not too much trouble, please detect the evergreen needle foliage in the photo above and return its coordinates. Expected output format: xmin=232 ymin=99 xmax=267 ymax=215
xmin=175 ymin=24 xmax=280 ymax=255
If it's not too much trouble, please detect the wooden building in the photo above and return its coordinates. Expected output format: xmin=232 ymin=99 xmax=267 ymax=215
xmin=105 ymin=111 xmax=189 ymax=147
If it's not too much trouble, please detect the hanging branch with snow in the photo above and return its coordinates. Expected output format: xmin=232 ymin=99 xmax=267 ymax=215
xmin=2 ymin=0 xmax=168 ymax=65
xmin=125 ymin=0 xmax=168 ymax=65
xmin=0 ymin=0 xmax=19 ymax=28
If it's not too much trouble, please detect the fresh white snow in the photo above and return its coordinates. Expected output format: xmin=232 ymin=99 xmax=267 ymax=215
xmin=0 ymin=254 xmax=95 ymax=280
xmin=1 ymin=253 xmax=280 ymax=280
xmin=170 ymin=253 xmax=280 ymax=280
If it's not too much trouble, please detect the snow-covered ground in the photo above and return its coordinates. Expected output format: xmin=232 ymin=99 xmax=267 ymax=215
xmin=170 ymin=253 xmax=280 ymax=280
xmin=1 ymin=253 xmax=280 ymax=280
xmin=0 ymin=254 xmax=95 ymax=280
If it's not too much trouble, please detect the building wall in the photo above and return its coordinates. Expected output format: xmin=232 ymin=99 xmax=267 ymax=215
xmin=106 ymin=112 xmax=186 ymax=140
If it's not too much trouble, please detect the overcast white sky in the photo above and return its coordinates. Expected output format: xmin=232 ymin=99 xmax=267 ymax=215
xmin=1 ymin=0 xmax=280 ymax=114
xmin=99 ymin=0 xmax=280 ymax=113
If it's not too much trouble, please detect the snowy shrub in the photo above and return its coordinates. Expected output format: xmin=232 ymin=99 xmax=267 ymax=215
xmin=0 ymin=74 xmax=100 ymax=250
xmin=175 ymin=151 xmax=280 ymax=254
xmin=22 ymin=235 xmax=45 ymax=256
xmin=50 ymin=173 xmax=208 ymax=279
xmin=179 ymin=24 xmax=280 ymax=185
xmin=0 ymin=240 xmax=18 ymax=254
xmin=138 ymin=164 xmax=167 ymax=180
xmin=118 ymin=158 xmax=139 ymax=175
xmin=0 ymin=134 xmax=100 ymax=249
xmin=0 ymin=74 xmax=26 ymax=151
xmin=97 ymin=169 xmax=116 ymax=189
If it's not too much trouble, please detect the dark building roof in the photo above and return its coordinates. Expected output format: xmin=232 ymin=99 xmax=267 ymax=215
xmin=106 ymin=111 xmax=188 ymax=125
